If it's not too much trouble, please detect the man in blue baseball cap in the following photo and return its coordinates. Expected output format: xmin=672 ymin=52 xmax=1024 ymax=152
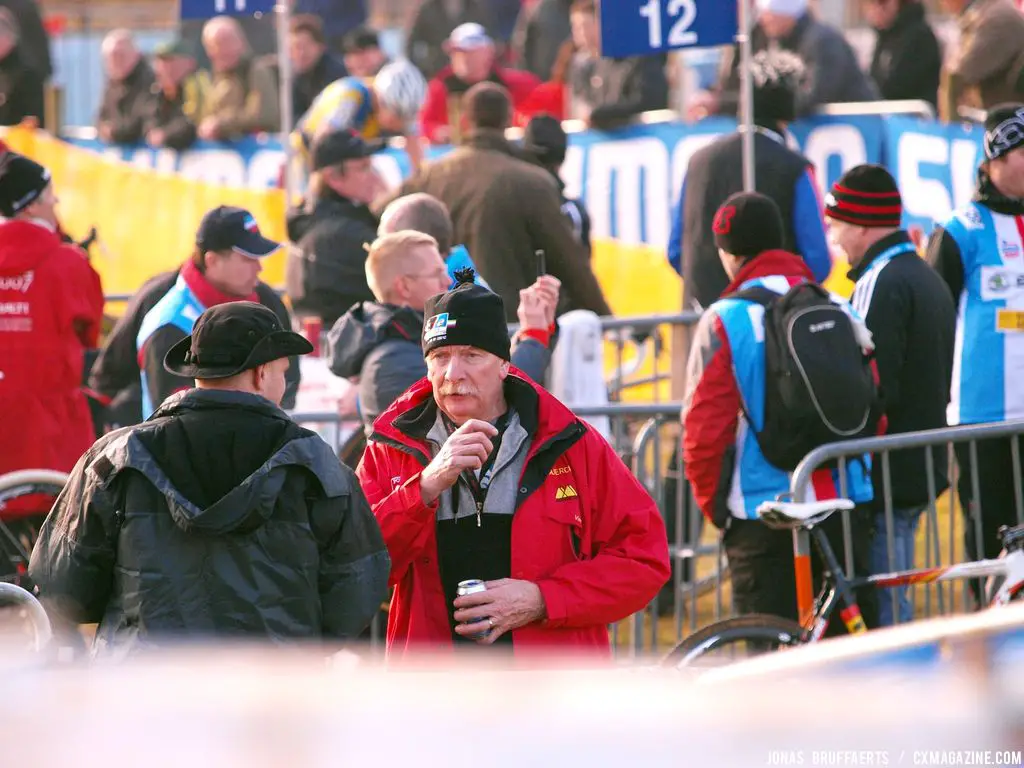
xmin=134 ymin=205 xmax=284 ymax=419
xmin=90 ymin=205 xmax=302 ymax=431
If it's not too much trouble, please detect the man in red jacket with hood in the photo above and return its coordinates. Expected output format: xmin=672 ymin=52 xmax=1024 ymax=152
xmin=0 ymin=152 xmax=104 ymax=478
xmin=356 ymin=269 xmax=669 ymax=658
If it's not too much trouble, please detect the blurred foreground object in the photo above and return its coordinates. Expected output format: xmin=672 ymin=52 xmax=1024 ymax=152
xmin=1 ymin=619 xmax=1022 ymax=767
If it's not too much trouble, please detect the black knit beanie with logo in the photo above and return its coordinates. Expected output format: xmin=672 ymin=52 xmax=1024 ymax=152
xmin=422 ymin=268 xmax=511 ymax=361
xmin=712 ymin=191 xmax=786 ymax=259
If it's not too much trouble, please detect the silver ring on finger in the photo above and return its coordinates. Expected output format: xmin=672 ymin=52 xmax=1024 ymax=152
xmin=488 ymin=617 xmax=495 ymax=629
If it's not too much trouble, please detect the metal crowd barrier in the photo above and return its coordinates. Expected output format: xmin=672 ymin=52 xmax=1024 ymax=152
xmin=296 ymin=407 xmax=1024 ymax=657
xmin=790 ymin=420 xmax=1024 ymax=626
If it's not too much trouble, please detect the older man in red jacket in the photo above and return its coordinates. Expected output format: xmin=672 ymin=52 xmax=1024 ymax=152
xmin=0 ymin=153 xmax=104 ymax=479
xmin=357 ymin=270 xmax=668 ymax=658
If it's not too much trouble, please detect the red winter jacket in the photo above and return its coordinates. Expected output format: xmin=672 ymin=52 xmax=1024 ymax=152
xmin=0 ymin=220 xmax=104 ymax=479
xmin=514 ymin=80 xmax=567 ymax=126
xmin=356 ymin=371 xmax=670 ymax=658
xmin=420 ymin=66 xmax=541 ymax=145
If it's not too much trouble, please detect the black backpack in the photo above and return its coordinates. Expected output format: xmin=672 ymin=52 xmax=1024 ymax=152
xmin=731 ymin=282 xmax=882 ymax=472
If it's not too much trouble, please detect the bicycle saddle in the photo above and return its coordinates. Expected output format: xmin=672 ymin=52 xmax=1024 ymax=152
xmin=756 ymin=499 xmax=856 ymax=530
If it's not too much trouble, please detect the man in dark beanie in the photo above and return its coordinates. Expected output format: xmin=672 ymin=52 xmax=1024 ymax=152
xmin=30 ymin=300 xmax=390 ymax=657
xmin=0 ymin=153 xmax=104 ymax=490
xmin=927 ymin=103 xmax=1024 ymax=591
xmin=357 ymin=268 xmax=669 ymax=658
xmin=523 ymin=113 xmax=591 ymax=255
xmin=683 ymin=191 xmax=878 ymax=634
xmin=668 ymin=49 xmax=831 ymax=317
xmin=825 ymin=164 xmax=955 ymax=626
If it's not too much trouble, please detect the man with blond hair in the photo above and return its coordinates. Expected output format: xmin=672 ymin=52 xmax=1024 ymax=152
xmin=327 ymin=230 xmax=558 ymax=433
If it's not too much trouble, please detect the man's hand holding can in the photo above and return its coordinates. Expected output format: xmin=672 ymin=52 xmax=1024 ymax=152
xmin=453 ymin=578 xmax=548 ymax=644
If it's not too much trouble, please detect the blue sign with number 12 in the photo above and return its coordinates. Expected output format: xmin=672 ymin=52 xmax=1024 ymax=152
xmin=179 ymin=0 xmax=276 ymax=20
xmin=599 ymin=0 xmax=738 ymax=58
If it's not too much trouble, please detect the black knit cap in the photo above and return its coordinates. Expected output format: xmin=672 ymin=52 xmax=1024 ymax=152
xmin=422 ymin=268 xmax=510 ymax=361
xmin=824 ymin=164 xmax=903 ymax=228
xmin=713 ymin=192 xmax=785 ymax=259
xmin=523 ymin=114 xmax=567 ymax=167
xmin=0 ymin=153 xmax=51 ymax=218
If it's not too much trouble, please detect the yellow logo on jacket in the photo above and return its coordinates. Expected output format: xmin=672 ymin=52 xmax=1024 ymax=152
xmin=555 ymin=485 xmax=578 ymax=500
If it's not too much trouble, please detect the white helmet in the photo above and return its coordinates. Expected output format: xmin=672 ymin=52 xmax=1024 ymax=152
xmin=373 ymin=59 xmax=428 ymax=124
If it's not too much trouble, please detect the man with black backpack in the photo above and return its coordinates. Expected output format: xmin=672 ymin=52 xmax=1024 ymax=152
xmin=683 ymin=192 xmax=880 ymax=633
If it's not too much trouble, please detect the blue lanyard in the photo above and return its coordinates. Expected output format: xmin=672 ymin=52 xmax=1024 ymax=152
xmin=869 ymin=241 xmax=918 ymax=272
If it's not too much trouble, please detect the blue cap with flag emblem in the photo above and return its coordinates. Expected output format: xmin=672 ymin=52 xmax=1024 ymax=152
xmin=196 ymin=205 xmax=280 ymax=259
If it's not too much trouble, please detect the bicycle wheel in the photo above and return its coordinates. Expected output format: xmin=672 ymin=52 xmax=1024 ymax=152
xmin=0 ymin=470 xmax=69 ymax=585
xmin=661 ymin=614 xmax=808 ymax=670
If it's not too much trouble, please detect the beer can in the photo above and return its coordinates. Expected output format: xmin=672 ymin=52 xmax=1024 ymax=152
xmin=456 ymin=579 xmax=489 ymax=637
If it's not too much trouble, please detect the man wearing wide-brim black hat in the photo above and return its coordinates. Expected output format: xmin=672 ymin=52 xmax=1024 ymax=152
xmin=29 ymin=301 xmax=390 ymax=658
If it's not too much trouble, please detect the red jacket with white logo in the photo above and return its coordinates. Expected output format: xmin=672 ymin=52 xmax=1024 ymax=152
xmin=356 ymin=371 xmax=670 ymax=658
xmin=0 ymin=220 xmax=104 ymax=478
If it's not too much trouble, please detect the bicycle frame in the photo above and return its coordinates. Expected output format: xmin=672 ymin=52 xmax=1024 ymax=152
xmin=800 ymin=524 xmax=1024 ymax=640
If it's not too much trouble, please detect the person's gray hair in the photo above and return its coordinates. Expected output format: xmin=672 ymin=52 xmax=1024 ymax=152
xmin=378 ymin=193 xmax=454 ymax=255
xmin=202 ymin=15 xmax=248 ymax=47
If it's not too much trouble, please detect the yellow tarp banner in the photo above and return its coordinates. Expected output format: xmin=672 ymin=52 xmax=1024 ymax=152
xmin=2 ymin=125 xmax=853 ymax=312
xmin=2 ymin=126 xmax=289 ymax=297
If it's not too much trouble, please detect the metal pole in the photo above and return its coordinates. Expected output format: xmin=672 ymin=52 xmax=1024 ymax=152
xmin=737 ymin=0 xmax=755 ymax=192
xmin=275 ymin=0 xmax=295 ymax=205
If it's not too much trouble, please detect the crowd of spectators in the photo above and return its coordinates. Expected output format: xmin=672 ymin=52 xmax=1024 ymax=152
xmin=3 ymin=0 xmax=1024 ymax=138
xmin=0 ymin=0 xmax=673 ymax=144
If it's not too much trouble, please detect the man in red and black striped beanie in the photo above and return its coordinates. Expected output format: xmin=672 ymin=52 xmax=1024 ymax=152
xmin=824 ymin=162 xmax=956 ymax=628
xmin=824 ymin=164 xmax=903 ymax=236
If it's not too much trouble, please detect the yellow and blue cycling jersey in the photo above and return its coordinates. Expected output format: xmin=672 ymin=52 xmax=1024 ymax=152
xmin=291 ymin=76 xmax=380 ymax=163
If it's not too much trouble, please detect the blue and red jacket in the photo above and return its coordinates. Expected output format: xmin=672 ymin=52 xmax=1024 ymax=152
xmin=682 ymin=250 xmax=874 ymax=528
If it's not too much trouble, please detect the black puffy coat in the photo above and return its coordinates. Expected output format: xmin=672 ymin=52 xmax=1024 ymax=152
xmin=29 ymin=389 xmax=390 ymax=658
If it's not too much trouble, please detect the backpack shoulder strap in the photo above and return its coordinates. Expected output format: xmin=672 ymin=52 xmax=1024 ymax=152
xmin=725 ymin=284 xmax=779 ymax=307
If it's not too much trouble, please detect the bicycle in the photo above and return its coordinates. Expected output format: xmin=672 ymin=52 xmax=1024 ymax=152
xmin=0 ymin=581 xmax=53 ymax=654
xmin=0 ymin=469 xmax=69 ymax=585
xmin=661 ymin=498 xmax=1024 ymax=669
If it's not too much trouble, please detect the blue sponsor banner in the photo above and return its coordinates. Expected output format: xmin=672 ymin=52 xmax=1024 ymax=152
xmin=879 ymin=115 xmax=985 ymax=234
xmin=64 ymin=113 xmax=986 ymax=250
